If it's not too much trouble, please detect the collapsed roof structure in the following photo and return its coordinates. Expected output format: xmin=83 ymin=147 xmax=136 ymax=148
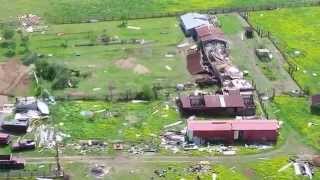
xmin=177 ymin=92 xmax=255 ymax=116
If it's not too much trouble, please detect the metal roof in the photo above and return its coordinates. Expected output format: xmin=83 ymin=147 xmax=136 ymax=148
xmin=195 ymin=25 xmax=226 ymax=43
xmin=180 ymin=13 xmax=210 ymax=31
xmin=180 ymin=94 xmax=245 ymax=108
xmin=186 ymin=51 xmax=207 ymax=75
xmin=188 ymin=120 xmax=279 ymax=131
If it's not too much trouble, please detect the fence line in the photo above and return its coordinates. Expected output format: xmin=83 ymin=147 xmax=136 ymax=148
xmin=4 ymin=0 xmax=316 ymax=25
xmin=240 ymin=12 xmax=304 ymax=93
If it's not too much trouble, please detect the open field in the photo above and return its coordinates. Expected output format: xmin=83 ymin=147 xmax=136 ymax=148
xmin=272 ymin=95 xmax=320 ymax=150
xmin=0 ymin=0 xmax=314 ymax=23
xmin=23 ymin=17 xmax=190 ymax=97
xmin=224 ymin=14 xmax=299 ymax=94
xmin=250 ymin=7 xmax=320 ymax=93
xmin=250 ymin=156 xmax=320 ymax=179
xmin=52 ymin=101 xmax=179 ymax=142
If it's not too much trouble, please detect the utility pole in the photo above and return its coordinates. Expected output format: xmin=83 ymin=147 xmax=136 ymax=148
xmin=54 ymin=130 xmax=62 ymax=177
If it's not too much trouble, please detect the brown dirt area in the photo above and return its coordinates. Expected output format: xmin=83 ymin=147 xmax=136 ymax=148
xmin=0 ymin=59 xmax=31 ymax=96
xmin=114 ymin=57 xmax=150 ymax=75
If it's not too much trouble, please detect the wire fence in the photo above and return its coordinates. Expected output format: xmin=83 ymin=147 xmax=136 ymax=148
xmin=0 ymin=165 xmax=65 ymax=179
xmin=240 ymin=12 xmax=304 ymax=93
xmin=49 ymin=0 xmax=320 ymax=24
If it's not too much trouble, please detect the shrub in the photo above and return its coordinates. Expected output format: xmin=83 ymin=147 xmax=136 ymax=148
xmin=137 ymin=84 xmax=155 ymax=100
xmin=4 ymin=49 xmax=15 ymax=57
xmin=21 ymin=52 xmax=38 ymax=65
xmin=1 ymin=41 xmax=16 ymax=49
xmin=2 ymin=28 xmax=15 ymax=40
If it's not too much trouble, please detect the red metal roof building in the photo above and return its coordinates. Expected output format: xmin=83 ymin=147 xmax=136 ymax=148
xmin=187 ymin=120 xmax=279 ymax=144
xmin=195 ymin=25 xmax=226 ymax=44
xmin=177 ymin=93 xmax=255 ymax=116
xmin=0 ymin=133 xmax=10 ymax=145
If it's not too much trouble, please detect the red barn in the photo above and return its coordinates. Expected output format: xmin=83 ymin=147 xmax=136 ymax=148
xmin=187 ymin=120 xmax=279 ymax=144
xmin=0 ymin=133 xmax=10 ymax=145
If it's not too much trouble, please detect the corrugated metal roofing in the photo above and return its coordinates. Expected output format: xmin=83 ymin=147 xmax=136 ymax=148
xmin=186 ymin=51 xmax=207 ymax=75
xmin=195 ymin=25 xmax=226 ymax=42
xmin=180 ymin=94 xmax=245 ymax=108
xmin=188 ymin=120 xmax=279 ymax=131
xmin=180 ymin=13 xmax=210 ymax=31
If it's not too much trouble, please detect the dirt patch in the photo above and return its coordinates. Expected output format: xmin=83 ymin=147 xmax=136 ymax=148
xmin=244 ymin=168 xmax=255 ymax=178
xmin=0 ymin=59 xmax=31 ymax=96
xmin=114 ymin=57 xmax=150 ymax=74
xmin=134 ymin=64 xmax=150 ymax=74
xmin=114 ymin=58 xmax=136 ymax=70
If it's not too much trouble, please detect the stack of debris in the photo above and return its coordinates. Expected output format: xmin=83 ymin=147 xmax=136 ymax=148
xmin=291 ymin=156 xmax=314 ymax=179
xmin=160 ymin=130 xmax=186 ymax=153
xmin=128 ymin=144 xmax=158 ymax=155
xmin=188 ymin=161 xmax=212 ymax=173
xmin=1 ymin=97 xmax=49 ymax=133
xmin=70 ymin=140 xmax=108 ymax=154
xmin=18 ymin=14 xmax=47 ymax=33
xmin=91 ymin=164 xmax=110 ymax=178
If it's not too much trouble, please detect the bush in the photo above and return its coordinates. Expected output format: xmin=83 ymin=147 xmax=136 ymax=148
xmin=137 ymin=84 xmax=155 ymax=100
xmin=4 ymin=49 xmax=15 ymax=57
xmin=21 ymin=52 xmax=38 ymax=65
xmin=2 ymin=28 xmax=15 ymax=40
xmin=1 ymin=41 xmax=16 ymax=49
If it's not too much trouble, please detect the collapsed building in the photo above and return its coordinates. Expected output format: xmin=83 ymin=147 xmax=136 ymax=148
xmin=179 ymin=13 xmax=256 ymax=116
xmin=1 ymin=97 xmax=49 ymax=133
xmin=187 ymin=119 xmax=280 ymax=144
xmin=177 ymin=91 xmax=255 ymax=116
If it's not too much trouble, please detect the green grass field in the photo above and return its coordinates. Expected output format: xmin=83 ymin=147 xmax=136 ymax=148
xmin=24 ymin=17 xmax=190 ymax=97
xmin=250 ymin=156 xmax=319 ymax=179
xmin=0 ymin=0 xmax=311 ymax=23
xmin=272 ymin=96 xmax=320 ymax=150
xmin=51 ymin=100 xmax=179 ymax=142
xmin=250 ymin=7 xmax=320 ymax=93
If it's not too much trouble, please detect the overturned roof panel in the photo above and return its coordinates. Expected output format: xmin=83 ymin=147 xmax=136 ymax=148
xmin=186 ymin=51 xmax=207 ymax=75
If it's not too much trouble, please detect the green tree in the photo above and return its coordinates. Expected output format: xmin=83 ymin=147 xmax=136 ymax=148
xmin=2 ymin=28 xmax=15 ymax=40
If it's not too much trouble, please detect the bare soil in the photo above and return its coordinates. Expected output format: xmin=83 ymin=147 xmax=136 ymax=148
xmin=114 ymin=57 xmax=151 ymax=75
xmin=0 ymin=59 xmax=31 ymax=96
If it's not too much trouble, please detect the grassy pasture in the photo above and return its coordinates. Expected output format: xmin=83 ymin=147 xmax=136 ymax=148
xmin=0 ymin=0 xmax=311 ymax=23
xmin=27 ymin=17 xmax=190 ymax=97
xmin=250 ymin=7 xmax=320 ymax=93
xmin=51 ymin=101 xmax=179 ymax=142
xmin=272 ymin=96 xmax=320 ymax=150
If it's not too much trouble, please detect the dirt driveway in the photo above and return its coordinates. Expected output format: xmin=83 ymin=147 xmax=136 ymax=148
xmin=226 ymin=14 xmax=299 ymax=94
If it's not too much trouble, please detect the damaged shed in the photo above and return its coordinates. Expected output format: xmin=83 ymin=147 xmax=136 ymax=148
xmin=177 ymin=93 xmax=255 ymax=116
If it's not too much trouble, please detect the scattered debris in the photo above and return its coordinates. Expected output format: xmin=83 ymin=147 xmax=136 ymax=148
xmin=164 ymin=121 xmax=182 ymax=129
xmin=278 ymin=162 xmax=293 ymax=172
xmin=127 ymin=26 xmax=141 ymax=30
xmin=11 ymin=139 xmax=36 ymax=152
xmin=165 ymin=65 xmax=172 ymax=71
xmin=91 ymin=164 xmax=110 ymax=178
xmin=113 ymin=143 xmax=124 ymax=150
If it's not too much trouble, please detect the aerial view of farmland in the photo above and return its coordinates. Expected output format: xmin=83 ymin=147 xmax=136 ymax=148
xmin=0 ymin=0 xmax=320 ymax=179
